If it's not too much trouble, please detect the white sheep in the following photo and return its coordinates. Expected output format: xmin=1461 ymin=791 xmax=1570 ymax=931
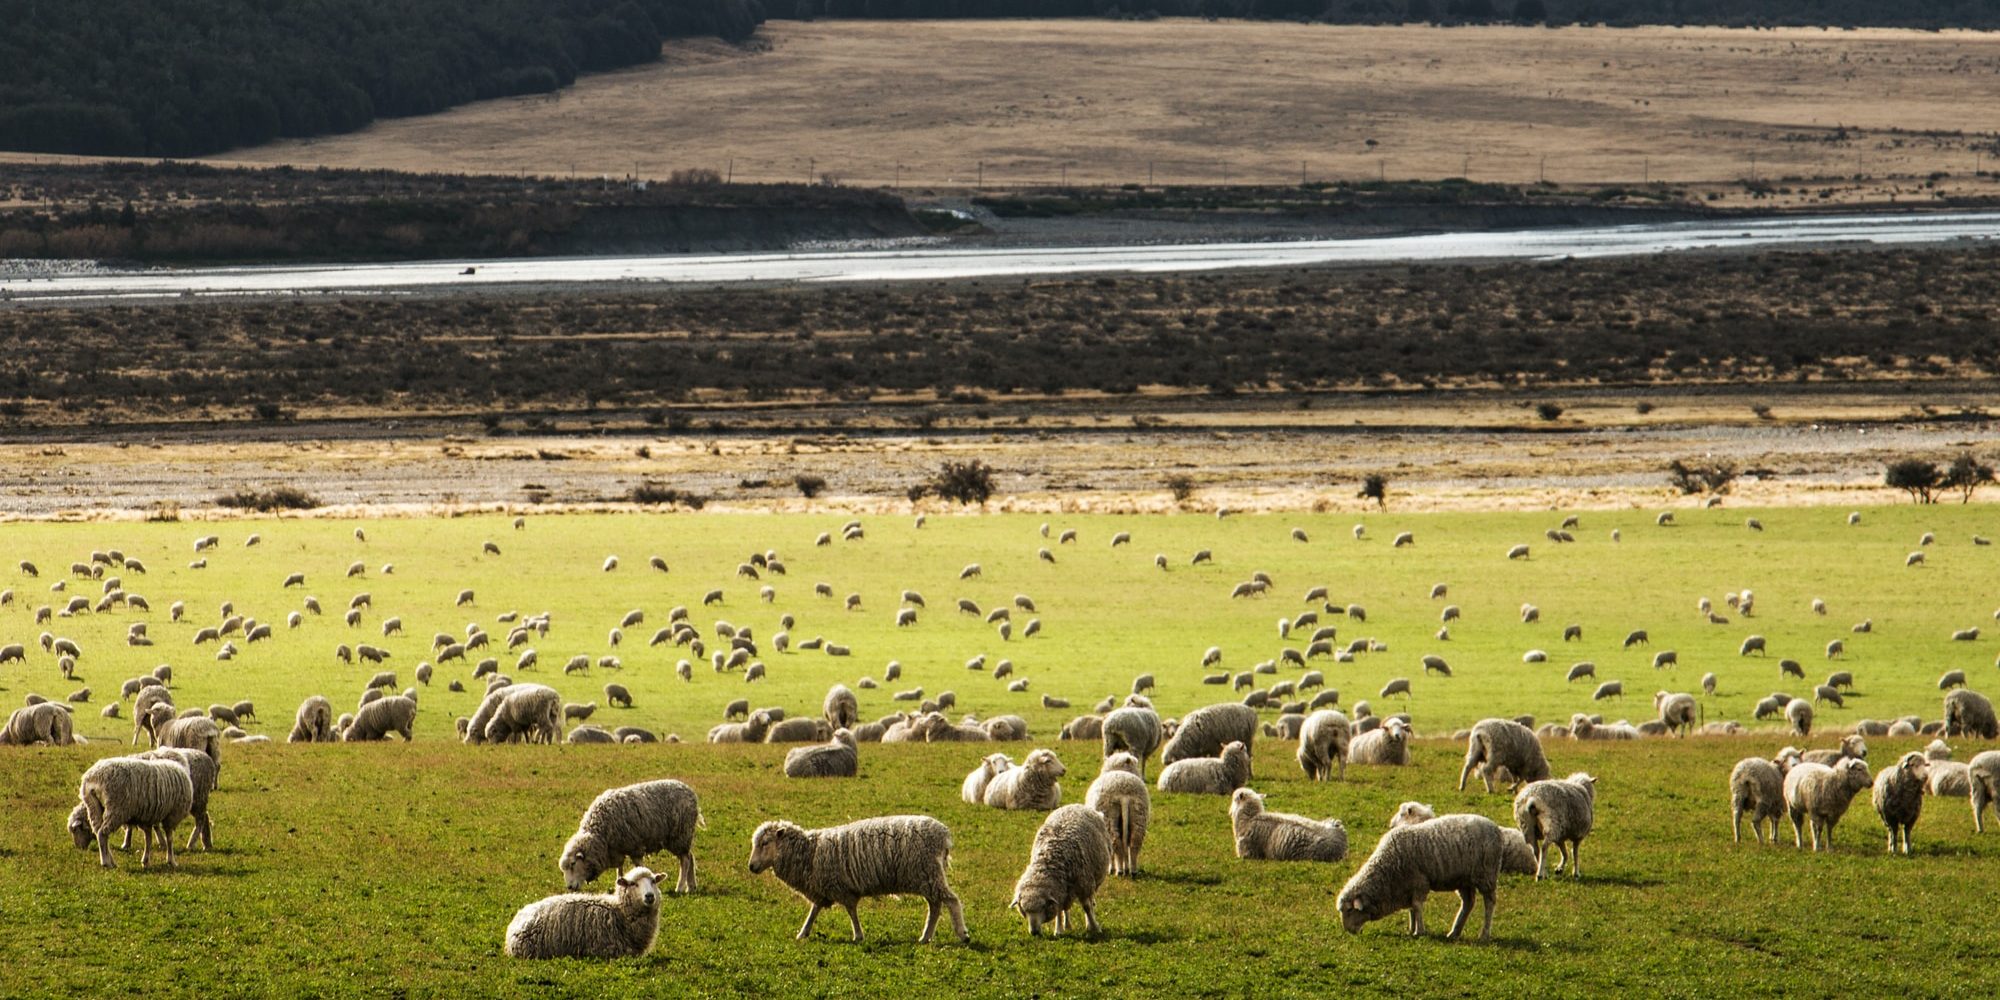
xmin=1296 ymin=709 xmax=1351 ymax=781
xmin=1230 ymin=788 xmax=1347 ymax=862
xmin=71 ymin=756 xmax=194 ymax=868
xmin=962 ymin=753 xmax=1015 ymax=805
xmin=785 ymin=730 xmax=859 ymax=778
xmin=1871 ymin=751 xmax=1931 ymax=855
xmin=559 ymin=779 xmax=703 ymax=892
xmin=1337 ymin=814 xmax=1502 ymax=941
xmin=1513 ymin=772 xmax=1597 ymax=879
xmin=1783 ymin=758 xmax=1872 ymax=851
xmin=984 ymin=748 xmax=1066 ymax=809
xmin=504 ymin=867 xmax=661 ymax=959
xmin=747 ymin=815 xmax=968 ymax=944
xmin=1157 ymin=741 xmax=1251 ymax=795
xmin=1458 ymin=718 xmax=1550 ymax=793
xmin=1084 ymin=753 xmax=1149 ymax=877
xmin=1349 ymin=719 xmax=1411 ymax=766
xmin=1009 ymin=804 xmax=1113 ymax=937
xmin=1729 ymin=756 xmax=1788 ymax=845
xmin=1970 ymin=751 xmax=2000 ymax=832
xmin=1159 ymin=703 xmax=1257 ymax=773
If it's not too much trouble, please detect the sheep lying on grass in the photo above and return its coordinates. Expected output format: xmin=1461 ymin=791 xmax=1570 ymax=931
xmin=748 ymin=815 xmax=968 ymax=944
xmin=1157 ymin=741 xmax=1251 ymax=795
xmin=785 ymin=730 xmax=858 ymax=778
xmin=984 ymin=749 xmax=1065 ymax=810
xmin=1230 ymin=788 xmax=1347 ymax=862
xmin=505 ymin=867 xmax=661 ymax=959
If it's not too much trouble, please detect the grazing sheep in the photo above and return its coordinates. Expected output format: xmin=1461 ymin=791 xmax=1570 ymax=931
xmin=342 ymin=696 xmax=417 ymax=741
xmin=288 ymin=696 xmax=336 ymax=744
xmin=1739 ymin=635 xmax=1767 ymax=657
xmin=1160 ymin=703 xmax=1257 ymax=772
xmin=1459 ymin=719 xmax=1551 ymax=793
xmin=1513 ymin=773 xmax=1596 ymax=879
xmin=1297 ymin=710 xmax=1352 ymax=781
xmin=1100 ymin=706 xmax=1162 ymax=775
xmin=1730 ymin=756 xmax=1788 ymax=844
xmin=1009 ymin=804 xmax=1113 ymax=937
xmin=748 ymin=815 xmax=968 ymax=943
xmin=1784 ymin=758 xmax=1873 ymax=850
xmin=1336 ymin=814 xmax=1502 ymax=941
xmin=1945 ymin=689 xmax=2000 ymax=739
xmin=133 ymin=746 xmax=218 ymax=852
xmin=1349 ymin=719 xmax=1412 ymax=765
xmin=467 ymin=684 xmax=563 ymax=745
xmin=985 ymin=748 xmax=1066 ymax=810
xmin=558 ymin=779 xmax=703 ymax=893
xmin=1654 ymin=691 xmax=1699 ymax=738
xmin=1157 ymin=741 xmax=1252 ymax=795
xmin=71 ymin=756 xmax=194 ymax=868
xmin=504 ymin=866 xmax=662 ymax=959
xmin=1522 ymin=650 xmax=1547 ymax=664
xmin=1941 ymin=670 xmax=1969 ymax=690
xmin=1380 ymin=677 xmax=1413 ymax=699
xmin=1872 ymin=751 xmax=1931 ymax=854
xmin=1506 ymin=544 xmax=1530 ymax=560
xmin=1231 ymin=787 xmax=1346 ymax=862
xmin=1786 ymin=699 xmax=1815 ymax=737
xmin=1968 ymin=751 xmax=2000 ymax=832
xmin=1421 ymin=654 xmax=1452 ymax=677
xmin=1652 ymin=650 xmax=1678 ymax=670
xmin=1813 ymin=685 xmax=1845 ymax=709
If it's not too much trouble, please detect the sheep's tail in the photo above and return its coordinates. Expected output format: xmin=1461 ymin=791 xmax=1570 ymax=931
xmin=1116 ymin=798 xmax=1132 ymax=844
xmin=1520 ymin=798 xmax=1546 ymax=843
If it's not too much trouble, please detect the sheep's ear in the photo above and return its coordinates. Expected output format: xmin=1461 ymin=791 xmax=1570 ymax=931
xmin=616 ymin=876 xmax=631 ymax=888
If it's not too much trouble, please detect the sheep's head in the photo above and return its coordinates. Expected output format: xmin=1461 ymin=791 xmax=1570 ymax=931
xmin=1836 ymin=757 xmax=1872 ymax=790
xmin=1898 ymin=751 xmax=1931 ymax=784
xmin=1101 ymin=752 xmax=1141 ymax=778
xmin=1389 ymin=801 xmax=1435 ymax=828
xmin=1567 ymin=772 xmax=1599 ymax=800
xmin=1010 ymin=888 xmax=1061 ymax=937
xmin=832 ymin=729 xmax=855 ymax=749
xmin=747 ymin=821 xmax=804 ymax=874
xmin=1335 ymin=879 xmax=1395 ymax=934
xmin=616 ymin=867 xmax=660 ymax=910
xmin=1028 ymin=749 xmax=1066 ymax=778
xmin=1229 ymin=787 xmax=1263 ymax=819
xmin=67 ymin=804 xmax=93 ymax=849
xmin=1842 ymin=734 xmax=1868 ymax=759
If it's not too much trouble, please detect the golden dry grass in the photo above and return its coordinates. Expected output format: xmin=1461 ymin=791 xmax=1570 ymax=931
xmin=216 ymin=20 xmax=2000 ymax=201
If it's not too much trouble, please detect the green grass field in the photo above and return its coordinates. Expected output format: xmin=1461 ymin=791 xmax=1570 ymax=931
xmin=5 ymin=505 xmax=2000 ymax=996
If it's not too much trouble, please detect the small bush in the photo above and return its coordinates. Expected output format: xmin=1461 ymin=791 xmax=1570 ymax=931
xmin=1165 ymin=474 xmax=1196 ymax=503
xmin=1535 ymin=402 xmax=1564 ymax=421
xmin=629 ymin=482 xmax=707 ymax=509
xmin=1358 ymin=473 xmax=1389 ymax=509
xmin=795 ymin=474 xmax=827 ymax=499
xmin=1665 ymin=459 xmax=1738 ymax=495
xmin=145 ymin=500 xmax=181 ymax=522
xmin=1943 ymin=454 xmax=1995 ymax=504
xmin=1885 ymin=458 xmax=1942 ymax=504
xmin=215 ymin=486 xmax=319 ymax=511
xmin=1634 ymin=401 xmax=1655 ymax=415
xmin=912 ymin=459 xmax=996 ymax=506
xmin=1750 ymin=403 xmax=1774 ymax=420
xmin=252 ymin=401 xmax=290 ymax=421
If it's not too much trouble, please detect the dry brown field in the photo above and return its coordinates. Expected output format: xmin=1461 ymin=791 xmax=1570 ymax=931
xmin=213 ymin=20 xmax=2000 ymax=203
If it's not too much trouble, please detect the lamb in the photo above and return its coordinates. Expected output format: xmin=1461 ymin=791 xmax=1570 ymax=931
xmin=342 ymin=695 xmax=417 ymax=741
xmin=1513 ymin=772 xmax=1596 ymax=879
xmin=1458 ymin=719 xmax=1551 ymax=793
xmin=1156 ymin=741 xmax=1251 ymax=795
xmin=1654 ymin=691 xmax=1699 ymax=738
xmin=1160 ymin=702 xmax=1257 ymax=773
xmin=1971 ymin=751 xmax=2000 ymax=832
xmin=1085 ymin=753 xmax=1150 ymax=876
xmin=962 ymin=753 xmax=1015 ymax=805
xmin=559 ymin=779 xmax=703 ymax=892
xmin=1783 ymin=757 xmax=1873 ymax=850
xmin=1729 ymin=756 xmax=1787 ymax=844
xmin=1100 ymin=706 xmax=1163 ymax=776
xmin=1945 ymin=689 xmax=1999 ymax=739
xmin=1871 ymin=751 xmax=1931 ymax=854
xmin=1230 ymin=787 xmax=1347 ymax=862
xmin=1296 ymin=709 xmax=1352 ymax=781
xmin=984 ymin=748 xmax=1066 ymax=809
xmin=747 ymin=815 xmax=968 ymax=943
xmin=72 ymin=756 xmax=194 ymax=868
xmin=504 ymin=866 xmax=662 ymax=959
xmin=1349 ymin=719 xmax=1412 ymax=766
xmin=1009 ymin=804 xmax=1113 ymax=937
xmin=707 ymin=710 xmax=774 ymax=744
xmin=1337 ymin=814 xmax=1502 ymax=941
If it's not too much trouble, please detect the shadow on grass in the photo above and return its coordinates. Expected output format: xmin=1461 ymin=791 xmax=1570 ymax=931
xmin=1130 ymin=870 xmax=1224 ymax=887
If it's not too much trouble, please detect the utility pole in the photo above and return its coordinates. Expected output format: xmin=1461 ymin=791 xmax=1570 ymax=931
xmin=1148 ymin=161 xmax=1154 ymax=186
xmin=726 ymin=158 xmax=733 ymax=184
xmin=977 ymin=161 xmax=983 ymax=188
xmin=1539 ymin=155 xmax=1546 ymax=184
xmin=808 ymin=157 xmax=815 ymax=186
xmin=894 ymin=163 xmax=901 ymax=189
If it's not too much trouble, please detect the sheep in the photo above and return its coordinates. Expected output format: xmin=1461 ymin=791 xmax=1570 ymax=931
xmin=1009 ymin=804 xmax=1113 ymax=937
xmin=1349 ymin=719 xmax=1412 ymax=765
xmin=1654 ymin=691 xmax=1699 ymax=738
xmin=1100 ymin=706 xmax=1162 ymax=775
xmin=1336 ymin=814 xmax=1502 ymax=941
xmin=767 ymin=718 xmax=831 ymax=743
xmin=0 ymin=702 xmax=75 ymax=746
xmin=1084 ymin=753 xmax=1149 ymax=877
xmin=133 ymin=746 xmax=218 ymax=852
xmin=705 ymin=710 xmax=775 ymax=744
xmin=1941 ymin=670 xmax=1969 ymax=690
xmin=1800 ymin=734 xmax=1868 ymax=767
xmin=1521 ymin=650 xmax=1546 ymax=664
xmin=1970 ymin=751 xmax=2000 ymax=832
xmin=1505 ymin=544 xmax=1530 ymax=560
xmin=1784 ymin=758 xmax=1873 ymax=850
xmin=1786 ymin=699 xmax=1814 ymax=737
xmin=467 ymin=683 xmax=563 ymax=745
xmin=1512 ymin=772 xmax=1596 ymax=879
xmin=1729 ymin=756 xmax=1788 ymax=844
xmin=1421 ymin=654 xmax=1452 ymax=677
xmin=1159 ymin=703 xmax=1257 ymax=773
xmin=984 ymin=748 xmax=1066 ymax=809
xmin=962 ymin=752 xmax=1015 ymax=805
xmin=748 ymin=815 xmax=968 ymax=944
xmin=1061 ymin=716 xmax=1105 ymax=741
xmin=504 ymin=866 xmax=662 ymax=959
xmin=1872 ymin=751 xmax=1931 ymax=854
xmin=1459 ymin=719 xmax=1551 ymax=793
xmin=1945 ymin=689 xmax=1999 ymax=739
xmin=1739 ymin=635 xmax=1767 ymax=657
xmin=342 ymin=696 xmax=417 ymax=741
xmin=984 ymin=716 xmax=1030 ymax=741
xmin=1230 ymin=788 xmax=1346 ymax=862
xmin=1157 ymin=741 xmax=1251 ymax=795
xmin=70 ymin=756 xmax=195 ymax=869
xmin=1623 ymin=630 xmax=1649 ymax=649
xmin=1297 ymin=710 xmax=1352 ymax=781
xmin=284 ymin=695 xmax=334 ymax=744
xmin=559 ymin=779 xmax=703 ymax=892
xmin=1380 ymin=677 xmax=1413 ymax=699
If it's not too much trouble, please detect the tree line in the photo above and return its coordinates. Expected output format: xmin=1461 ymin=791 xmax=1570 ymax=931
xmin=785 ymin=0 xmax=2000 ymax=30
xmin=0 ymin=0 xmax=764 ymax=158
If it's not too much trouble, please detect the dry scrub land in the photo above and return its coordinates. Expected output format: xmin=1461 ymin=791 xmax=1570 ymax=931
xmin=227 ymin=20 xmax=2000 ymax=203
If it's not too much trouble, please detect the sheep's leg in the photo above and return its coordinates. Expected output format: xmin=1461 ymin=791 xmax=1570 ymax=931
xmin=1336 ymin=757 xmax=1346 ymax=781
xmin=921 ymin=898 xmax=943 ymax=943
xmin=1790 ymin=814 xmax=1805 ymax=849
xmin=1532 ymin=843 xmax=1548 ymax=881
xmin=1975 ymin=791 xmax=1989 ymax=834
xmin=678 ymin=852 xmax=697 ymax=894
xmin=1569 ymin=842 xmax=1581 ymax=878
xmin=1731 ymin=807 xmax=1744 ymax=844
xmin=943 ymin=893 xmax=968 ymax=942
xmin=1080 ymin=897 xmax=1101 ymax=937
xmin=842 ymin=901 xmax=864 ymax=943
xmin=1476 ymin=887 xmax=1495 ymax=941
xmin=1444 ymin=888 xmax=1476 ymax=941
xmin=95 ymin=823 xmax=116 ymax=869
xmin=1407 ymin=903 xmax=1425 ymax=937
xmin=137 ymin=826 xmax=154 ymax=867
xmin=160 ymin=824 xmax=177 ymax=868
xmin=1456 ymin=755 xmax=1478 ymax=792
xmin=795 ymin=903 xmax=824 ymax=940
xmin=119 ymin=825 xmax=134 ymax=851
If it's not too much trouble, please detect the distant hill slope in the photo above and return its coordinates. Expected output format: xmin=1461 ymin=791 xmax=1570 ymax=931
xmin=0 ymin=0 xmax=764 ymax=157
xmin=781 ymin=0 xmax=2000 ymax=27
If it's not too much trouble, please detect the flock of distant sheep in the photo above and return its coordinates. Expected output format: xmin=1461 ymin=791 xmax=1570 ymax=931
xmin=9 ymin=505 xmax=2000 ymax=954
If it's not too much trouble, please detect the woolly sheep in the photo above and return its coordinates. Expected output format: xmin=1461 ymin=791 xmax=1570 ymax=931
xmin=1085 ymin=753 xmax=1149 ymax=877
xmin=1945 ymin=689 xmax=1999 ymax=739
xmin=1654 ymin=691 xmax=1699 ymax=738
xmin=0 ymin=702 xmax=75 ymax=746
xmin=505 ymin=866 xmax=662 ymax=959
xmin=962 ymin=752 xmax=1015 ymax=805
xmin=559 ymin=779 xmax=703 ymax=892
xmin=1800 ymin=734 xmax=1867 ymax=767
xmin=1297 ymin=710 xmax=1351 ymax=781
xmin=1784 ymin=758 xmax=1873 ymax=851
xmin=747 ymin=815 xmax=968 ymax=944
xmin=1231 ymin=787 xmax=1346 ymax=862
xmin=469 ymin=684 xmax=562 ymax=745
xmin=1786 ymin=699 xmax=1814 ymax=738
xmin=1459 ymin=719 xmax=1550 ymax=793
xmin=767 ymin=718 xmax=832 ymax=743
xmin=1100 ymin=707 xmax=1162 ymax=776
xmin=1872 ymin=751 xmax=1931 ymax=854
xmin=72 ymin=756 xmax=193 ymax=868
xmin=985 ymin=748 xmax=1066 ymax=809
xmin=1941 ymin=670 xmax=1969 ymax=690
xmin=1971 ymin=752 xmax=2000 ymax=832
xmin=1729 ymin=757 xmax=1786 ymax=845
xmin=1157 ymin=741 xmax=1251 ymax=795
xmin=134 ymin=746 xmax=217 ymax=852
xmin=1337 ymin=814 xmax=1502 ymax=941
xmin=288 ymin=695 xmax=335 ymax=743
xmin=342 ymin=696 xmax=417 ymax=741
xmin=1513 ymin=772 xmax=1596 ymax=879
xmin=1349 ymin=719 xmax=1412 ymax=765
xmin=1160 ymin=702 xmax=1257 ymax=773
xmin=1009 ymin=804 xmax=1112 ymax=937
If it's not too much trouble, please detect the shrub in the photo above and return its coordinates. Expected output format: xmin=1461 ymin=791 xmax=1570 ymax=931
xmin=1885 ymin=458 xmax=1942 ymax=504
xmin=629 ymin=482 xmax=707 ymax=509
xmin=1358 ymin=473 xmax=1389 ymax=509
xmin=1165 ymin=474 xmax=1196 ymax=503
xmin=215 ymin=487 xmax=319 ymax=511
xmin=1943 ymin=454 xmax=1995 ymax=504
xmin=795 ymin=474 xmax=827 ymax=499
xmin=1666 ymin=459 xmax=1738 ymax=495
xmin=1750 ymin=403 xmax=1774 ymax=420
xmin=913 ymin=459 xmax=996 ymax=506
xmin=1535 ymin=402 xmax=1564 ymax=421
xmin=145 ymin=501 xmax=181 ymax=523
xmin=1634 ymin=401 xmax=1655 ymax=415
xmin=252 ymin=401 xmax=290 ymax=421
